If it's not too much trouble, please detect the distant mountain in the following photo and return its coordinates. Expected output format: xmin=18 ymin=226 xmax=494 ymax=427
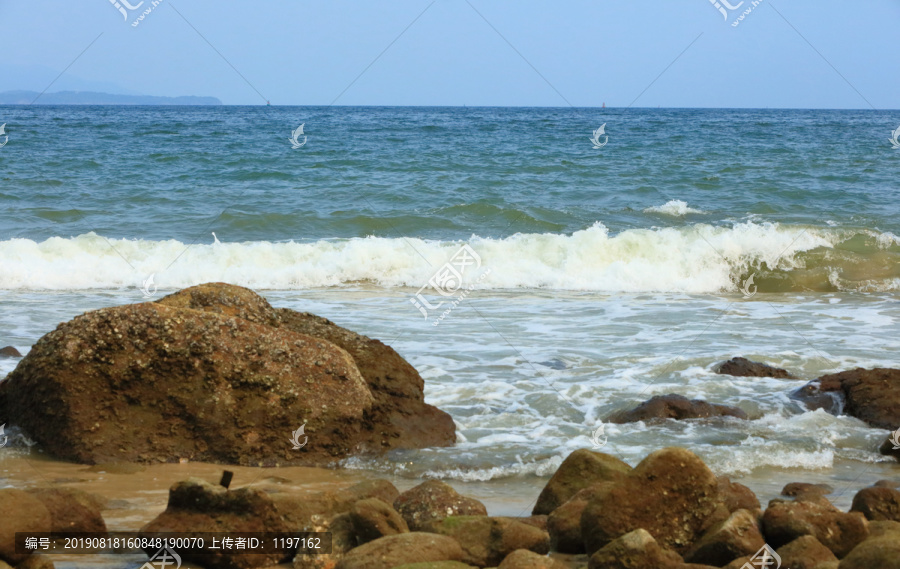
xmin=0 ymin=90 xmax=222 ymax=105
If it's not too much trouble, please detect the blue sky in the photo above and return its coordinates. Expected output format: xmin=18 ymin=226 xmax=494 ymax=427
xmin=1 ymin=0 xmax=897 ymax=108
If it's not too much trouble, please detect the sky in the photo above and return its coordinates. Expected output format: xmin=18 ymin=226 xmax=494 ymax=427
xmin=0 ymin=0 xmax=897 ymax=108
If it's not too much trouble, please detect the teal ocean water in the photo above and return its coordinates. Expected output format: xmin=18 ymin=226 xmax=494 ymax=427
xmin=1 ymin=107 xmax=899 ymax=500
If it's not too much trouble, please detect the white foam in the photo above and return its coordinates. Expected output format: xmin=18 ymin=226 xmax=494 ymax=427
xmin=0 ymin=221 xmax=856 ymax=293
xmin=643 ymin=200 xmax=705 ymax=216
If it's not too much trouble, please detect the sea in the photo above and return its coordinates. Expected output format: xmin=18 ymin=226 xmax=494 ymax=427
xmin=1 ymin=106 xmax=899 ymax=515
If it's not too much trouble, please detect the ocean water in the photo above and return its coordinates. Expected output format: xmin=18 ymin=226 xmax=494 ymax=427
xmin=1 ymin=106 xmax=899 ymax=502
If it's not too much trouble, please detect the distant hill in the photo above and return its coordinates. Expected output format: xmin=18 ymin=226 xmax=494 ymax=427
xmin=0 ymin=90 xmax=222 ymax=105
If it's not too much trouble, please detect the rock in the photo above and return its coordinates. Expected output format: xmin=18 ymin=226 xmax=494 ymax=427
xmin=155 ymin=283 xmax=282 ymax=327
xmin=0 ymin=346 xmax=21 ymax=358
xmin=350 ymin=498 xmax=409 ymax=544
xmin=850 ymin=486 xmax=900 ymax=522
xmin=497 ymin=549 xmax=566 ymax=569
xmin=587 ymin=529 xmax=683 ymax=569
xmin=580 ymin=448 xmax=726 ymax=555
xmin=532 ymin=450 xmax=631 ymax=515
xmin=496 ymin=516 xmax=547 ymax=532
xmin=275 ymin=479 xmax=400 ymax=533
xmin=293 ymin=512 xmax=355 ymax=569
xmin=335 ymin=533 xmax=464 ymax=569
xmin=140 ymin=478 xmax=293 ymax=569
xmin=423 ymin=516 xmax=549 ymax=568
xmin=276 ymin=309 xmax=456 ymax=451
xmin=775 ymin=536 xmax=837 ymax=569
xmin=683 ymin=509 xmax=765 ymax=566
xmin=607 ymin=394 xmax=748 ymax=424
xmin=394 ymin=481 xmax=487 ymax=531
xmin=547 ymin=485 xmax=610 ymax=554
xmin=792 ymin=368 xmax=900 ymax=429
xmin=782 ymin=482 xmax=833 ymax=498
xmin=715 ymin=357 xmax=797 ymax=379
xmin=878 ymin=435 xmax=900 ymax=461
xmin=718 ymin=477 xmax=761 ymax=513
xmin=761 ymin=498 xmax=869 ymax=558
xmin=838 ymin=522 xmax=900 ymax=568
xmin=0 ymin=489 xmax=52 ymax=565
xmin=2 ymin=299 xmax=374 ymax=465
xmin=874 ymin=480 xmax=900 ymax=489
xmin=25 ymin=488 xmax=107 ymax=533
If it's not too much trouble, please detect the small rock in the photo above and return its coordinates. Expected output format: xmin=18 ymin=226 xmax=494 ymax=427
xmin=532 ymin=449 xmax=631 ymax=515
xmin=792 ymin=368 xmax=900 ymax=429
xmin=393 ymin=563 xmax=476 ymax=569
xmin=775 ymin=535 xmax=837 ymax=569
xmin=14 ymin=555 xmax=55 ymax=569
xmin=495 ymin=516 xmax=547 ymax=532
xmin=423 ymin=516 xmax=549 ymax=568
xmin=874 ymin=480 xmax=900 ymax=489
xmin=718 ymin=477 xmax=761 ymax=513
xmin=761 ymin=498 xmax=868 ymax=558
xmin=850 ymin=486 xmax=900 ymax=522
xmin=715 ymin=357 xmax=797 ymax=379
xmin=350 ymin=498 xmax=409 ymax=544
xmin=580 ymin=447 xmax=727 ymax=555
xmin=497 ymin=549 xmax=566 ymax=569
xmin=684 ymin=509 xmax=765 ymax=566
xmin=781 ymin=482 xmax=833 ymax=499
xmin=335 ymin=533 xmax=464 ymax=569
xmin=0 ymin=346 xmax=21 ymax=358
xmin=394 ymin=481 xmax=487 ymax=531
xmin=587 ymin=529 xmax=683 ymax=569
xmin=607 ymin=394 xmax=748 ymax=424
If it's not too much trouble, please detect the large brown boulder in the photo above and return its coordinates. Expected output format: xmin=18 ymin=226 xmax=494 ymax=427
xmin=25 ymin=488 xmax=107 ymax=533
xmin=761 ymin=498 xmax=869 ymax=558
xmin=0 ymin=489 xmax=52 ymax=565
xmin=776 ymin=536 xmax=837 ymax=569
xmin=683 ymin=509 xmax=765 ymax=566
xmin=3 ymin=299 xmax=373 ymax=465
xmin=274 ymin=479 xmax=401 ymax=533
xmin=335 ymin=533 xmax=464 ymax=569
xmin=587 ymin=529 xmax=683 ymax=569
xmin=850 ymin=486 xmax=900 ymax=522
xmin=791 ymin=368 xmax=900 ymax=429
xmin=394 ymin=481 xmax=487 ymax=531
xmin=607 ymin=394 xmax=748 ymax=423
xmin=714 ymin=357 xmax=796 ymax=379
xmin=580 ymin=448 xmax=726 ymax=555
xmin=422 ymin=516 xmax=549 ymax=568
xmin=140 ymin=478 xmax=293 ymax=569
xmin=532 ymin=450 xmax=631 ymax=515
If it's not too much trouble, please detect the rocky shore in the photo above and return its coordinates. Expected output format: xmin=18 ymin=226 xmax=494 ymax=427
xmin=1 ymin=283 xmax=899 ymax=569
